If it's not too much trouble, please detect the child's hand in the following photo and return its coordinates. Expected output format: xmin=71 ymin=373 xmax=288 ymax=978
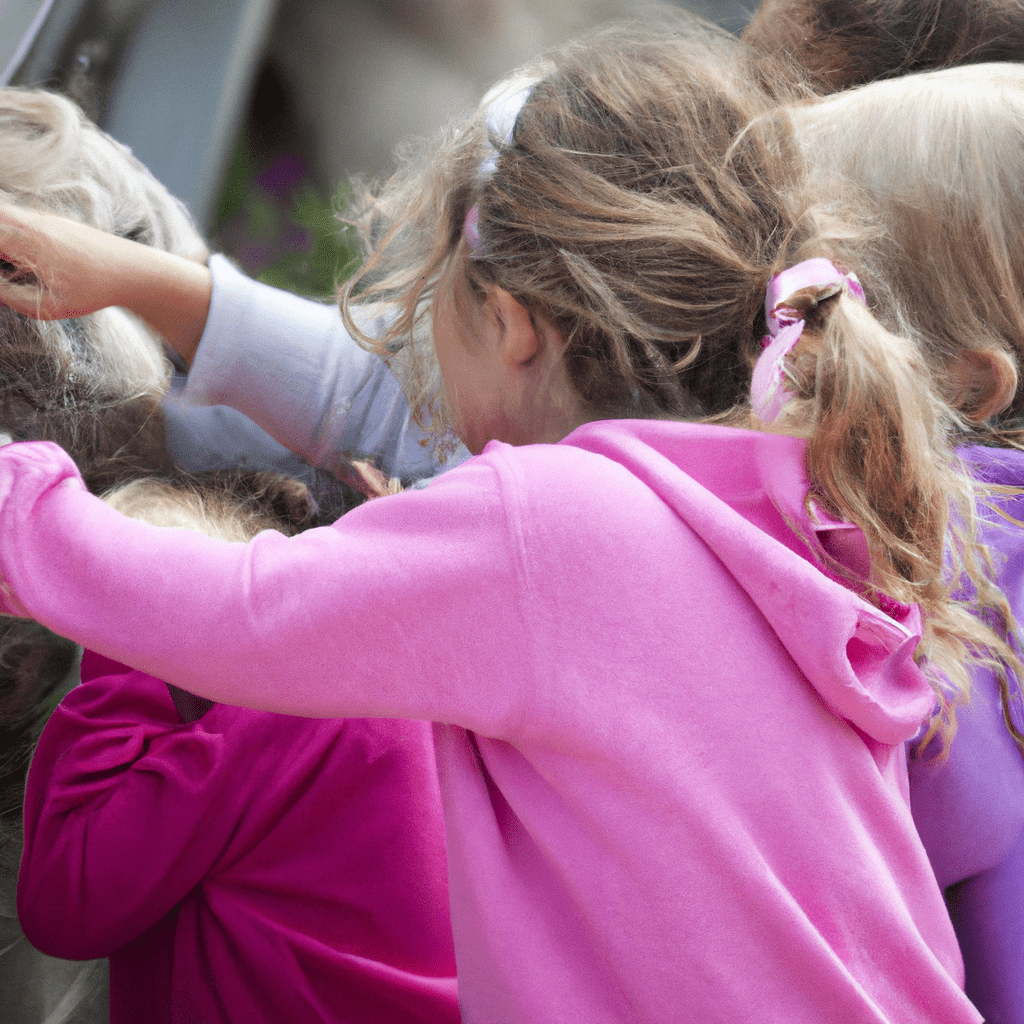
xmin=0 ymin=204 xmax=212 ymax=364
xmin=0 ymin=204 xmax=133 ymax=320
xmin=0 ymin=439 xmax=86 ymax=618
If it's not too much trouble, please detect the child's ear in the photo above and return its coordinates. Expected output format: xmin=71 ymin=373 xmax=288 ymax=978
xmin=487 ymin=287 xmax=542 ymax=366
xmin=949 ymin=348 xmax=1019 ymax=422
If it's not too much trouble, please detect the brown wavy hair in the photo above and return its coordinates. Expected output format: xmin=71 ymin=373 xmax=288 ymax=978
xmin=743 ymin=0 xmax=1024 ymax=93
xmin=341 ymin=11 xmax=1021 ymax=751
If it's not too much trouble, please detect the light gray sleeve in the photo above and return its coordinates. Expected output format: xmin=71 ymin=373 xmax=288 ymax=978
xmin=178 ymin=254 xmax=459 ymax=480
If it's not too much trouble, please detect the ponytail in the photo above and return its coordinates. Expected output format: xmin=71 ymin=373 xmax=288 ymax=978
xmin=755 ymin=261 xmax=1024 ymax=754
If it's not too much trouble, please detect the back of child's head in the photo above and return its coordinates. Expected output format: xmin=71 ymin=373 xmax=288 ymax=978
xmin=785 ymin=64 xmax=1024 ymax=429
xmin=347 ymin=16 xmax=798 ymax=422
xmin=344 ymin=14 xmax=940 ymax=549
xmin=743 ymin=0 xmax=1024 ymax=93
xmin=344 ymin=11 xmax=1022 ymax=750
xmin=102 ymin=471 xmax=318 ymax=540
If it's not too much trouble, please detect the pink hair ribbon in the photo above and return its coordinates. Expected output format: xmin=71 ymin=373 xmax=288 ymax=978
xmin=751 ymin=258 xmax=866 ymax=423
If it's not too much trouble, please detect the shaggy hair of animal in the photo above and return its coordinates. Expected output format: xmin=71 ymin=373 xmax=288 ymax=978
xmin=0 ymin=87 xmax=210 ymax=493
xmin=0 ymin=87 xmax=207 ymax=390
xmin=0 ymin=90 xmax=194 ymax=828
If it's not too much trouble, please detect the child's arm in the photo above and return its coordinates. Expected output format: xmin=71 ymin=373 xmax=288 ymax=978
xmin=0 ymin=204 xmax=211 ymax=364
xmin=17 ymin=664 xmax=248 ymax=959
xmin=0 ymin=439 xmax=516 ymax=725
xmin=0 ymin=205 xmax=452 ymax=479
xmin=183 ymin=255 xmax=447 ymax=480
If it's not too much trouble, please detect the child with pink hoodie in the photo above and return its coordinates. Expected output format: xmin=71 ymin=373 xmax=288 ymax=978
xmin=0 ymin=15 xmax=1017 ymax=1023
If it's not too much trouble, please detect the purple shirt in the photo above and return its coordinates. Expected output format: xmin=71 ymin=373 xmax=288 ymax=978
xmin=908 ymin=446 xmax=1024 ymax=1023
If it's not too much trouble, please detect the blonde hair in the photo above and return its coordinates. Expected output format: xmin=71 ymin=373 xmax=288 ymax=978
xmin=787 ymin=64 xmax=1024 ymax=430
xmin=777 ymin=65 xmax=1024 ymax=753
xmin=0 ymin=92 xmax=364 ymax=1010
xmin=340 ymin=13 xmax=1022 ymax=752
xmin=102 ymin=472 xmax=319 ymax=541
xmin=0 ymin=88 xmax=203 ymax=255
xmin=102 ymin=460 xmax=396 ymax=540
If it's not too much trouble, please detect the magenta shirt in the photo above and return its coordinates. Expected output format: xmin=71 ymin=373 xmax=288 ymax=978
xmin=19 ymin=652 xmax=458 ymax=1024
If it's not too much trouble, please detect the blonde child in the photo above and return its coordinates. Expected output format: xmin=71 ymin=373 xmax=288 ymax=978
xmin=20 ymin=483 xmax=458 ymax=1024
xmin=782 ymin=64 xmax=1024 ymax=1024
xmin=0 ymin=16 xmax=1015 ymax=1022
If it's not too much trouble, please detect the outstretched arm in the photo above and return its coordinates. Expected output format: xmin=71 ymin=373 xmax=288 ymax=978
xmin=0 ymin=205 xmax=452 ymax=477
xmin=0 ymin=204 xmax=211 ymax=364
xmin=179 ymin=255 xmax=450 ymax=479
xmin=0 ymin=439 xmax=517 ymax=726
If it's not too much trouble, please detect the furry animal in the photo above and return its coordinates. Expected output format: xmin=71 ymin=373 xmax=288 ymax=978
xmin=0 ymin=86 xmax=381 ymax=1024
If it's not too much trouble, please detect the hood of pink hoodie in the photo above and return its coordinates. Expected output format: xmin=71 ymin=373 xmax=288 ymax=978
xmin=565 ymin=419 xmax=935 ymax=747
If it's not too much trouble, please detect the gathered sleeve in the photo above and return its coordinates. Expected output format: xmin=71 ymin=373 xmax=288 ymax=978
xmin=19 ymin=666 xmax=255 ymax=960
xmin=180 ymin=256 xmax=461 ymax=479
xmin=0 ymin=440 xmax=532 ymax=733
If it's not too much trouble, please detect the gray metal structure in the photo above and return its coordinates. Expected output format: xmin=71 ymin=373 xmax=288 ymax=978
xmin=4 ymin=0 xmax=280 ymax=232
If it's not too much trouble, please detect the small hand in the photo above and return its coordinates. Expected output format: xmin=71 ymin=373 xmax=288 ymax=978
xmin=0 ymin=204 xmax=134 ymax=320
xmin=0 ymin=203 xmax=211 ymax=364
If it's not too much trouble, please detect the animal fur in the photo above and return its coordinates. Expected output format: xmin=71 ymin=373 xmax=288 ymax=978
xmin=0 ymin=86 xmax=394 ymax=1023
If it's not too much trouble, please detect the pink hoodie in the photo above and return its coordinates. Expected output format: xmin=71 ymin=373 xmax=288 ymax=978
xmin=1 ymin=420 xmax=979 ymax=1022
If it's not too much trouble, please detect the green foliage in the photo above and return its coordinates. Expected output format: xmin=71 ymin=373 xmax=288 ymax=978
xmin=212 ymin=132 xmax=361 ymax=299
xmin=258 ymin=184 xmax=361 ymax=297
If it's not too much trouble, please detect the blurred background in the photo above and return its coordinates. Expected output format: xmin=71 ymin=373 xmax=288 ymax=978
xmin=1 ymin=0 xmax=753 ymax=298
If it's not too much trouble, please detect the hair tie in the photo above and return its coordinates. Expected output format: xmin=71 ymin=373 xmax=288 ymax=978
xmin=462 ymin=70 xmax=544 ymax=252
xmin=751 ymin=258 xmax=865 ymax=423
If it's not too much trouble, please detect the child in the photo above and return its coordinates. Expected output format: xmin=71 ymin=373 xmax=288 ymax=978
xmin=0 ymin=17 xmax=1014 ymax=1022
xmin=20 ymin=481 xmax=459 ymax=1024
xmin=782 ymin=63 xmax=1024 ymax=1023
xmin=0 ymin=86 xmax=457 ymax=1024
